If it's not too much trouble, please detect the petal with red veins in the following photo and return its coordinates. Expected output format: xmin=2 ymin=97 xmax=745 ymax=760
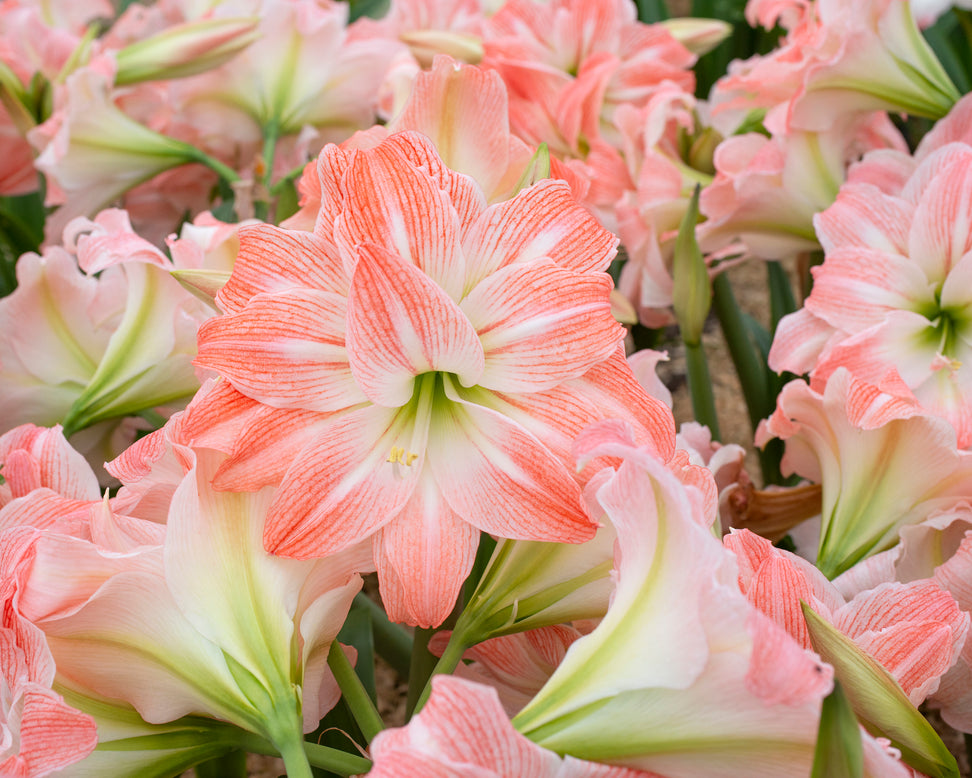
xmin=462 ymin=179 xmax=618 ymax=289
xmin=428 ymin=384 xmax=595 ymax=543
xmin=373 ymin=470 xmax=478 ymax=628
xmin=265 ymin=402 xmax=431 ymax=559
xmin=197 ymin=288 xmax=363 ymax=412
xmin=805 ymin=247 xmax=935 ymax=334
xmin=212 ymin=405 xmax=330 ymax=491
xmin=375 ymin=132 xmax=488 ymax=242
xmin=908 ymin=155 xmax=972 ymax=280
xmin=461 ymin=259 xmax=621 ymax=392
xmin=814 ymin=183 xmax=912 ymax=255
xmin=346 ymin=244 xmax=484 ymax=407
xmin=217 ymin=225 xmax=348 ymax=314
xmin=388 ymin=63 xmax=514 ymax=203
xmin=336 ymin=143 xmax=467 ymax=299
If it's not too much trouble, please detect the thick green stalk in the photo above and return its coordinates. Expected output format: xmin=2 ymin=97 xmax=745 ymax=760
xmin=352 ymin=593 xmax=412 ymax=678
xmin=195 ymin=750 xmax=247 ymax=778
xmin=409 ymin=631 xmax=471 ymax=717
xmin=766 ymin=261 xmax=797 ymax=333
xmin=327 ymin=641 xmax=384 ymax=743
xmin=254 ymin=120 xmax=280 ymax=222
xmin=185 ymin=146 xmax=240 ymax=184
xmin=710 ymin=273 xmax=771 ymax=430
xmin=405 ymin=626 xmax=438 ymax=720
xmin=684 ymin=340 xmax=721 ymax=441
xmin=302 ymin=742 xmax=372 ymax=776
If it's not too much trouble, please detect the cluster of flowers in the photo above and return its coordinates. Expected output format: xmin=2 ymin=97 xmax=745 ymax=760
xmin=2 ymin=0 xmax=972 ymax=775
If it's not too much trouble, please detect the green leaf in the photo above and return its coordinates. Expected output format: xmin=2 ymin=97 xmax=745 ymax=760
xmin=635 ymin=0 xmax=669 ymax=23
xmin=337 ymin=604 xmax=376 ymax=702
xmin=812 ymin=681 xmax=863 ymax=778
xmin=802 ymin=603 xmax=959 ymax=778
xmin=346 ymin=0 xmax=390 ymax=22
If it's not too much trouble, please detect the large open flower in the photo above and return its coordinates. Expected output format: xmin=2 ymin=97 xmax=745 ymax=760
xmin=193 ymin=131 xmax=673 ymax=627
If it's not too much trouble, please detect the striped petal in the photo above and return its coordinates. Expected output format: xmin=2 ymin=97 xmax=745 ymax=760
xmin=346 ymin=243 xmax=484 ymax=407
xmin=428 ymin=382 xmax=595 ymax=543
xmin=462 ymin=179 xmax=618 ymax=290
xmin=197 ymin=288 xmax=362 ymax=412
xmin=217 ymin=225 xmax=348 ymax=314
xmin=461 ymin=258 xmax=621 ymax=392
xmin=264 ymin=402 xmax=431 ymax=559
xmin=373 ymin=469 xmax=478 ymax=628
xmin=336 ymin=137 xmax=468 ymax=299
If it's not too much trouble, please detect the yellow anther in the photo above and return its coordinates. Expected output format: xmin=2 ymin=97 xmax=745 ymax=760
xmin=388 ymin=447 xmax=420 ymax=467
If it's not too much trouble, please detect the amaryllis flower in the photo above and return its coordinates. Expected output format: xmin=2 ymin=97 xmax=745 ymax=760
xmin=770 ymin=139 xmax=972 ymax=445
xmin=510 ymin=425 xmax=833 ymax=778
xmin=713 ymin=0 xmax=958 ymax=135
xmin=757 ymin=369 xmax=972 ymax=578
xmin=192 ymin=131 xmax=673 ymax=627
xmin=368 ymin=675 xmax=651 ymax=778
xmin=0 ymin=530 xmax=97 ymax=778
xmin=2 ymin=445 xmax=371 ymax=777
xmin=725 ymin=529 xmax=969 ymax=707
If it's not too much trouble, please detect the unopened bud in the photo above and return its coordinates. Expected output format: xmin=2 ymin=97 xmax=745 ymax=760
xmin=115 ymin=18 xmax=260 ymax=86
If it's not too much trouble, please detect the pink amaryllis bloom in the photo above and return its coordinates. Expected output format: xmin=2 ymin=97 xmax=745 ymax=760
xmin=726 ymin=529 xmax=969 ymax=707
xmin=698 ymin=112 xmax=906 ymax=260
xmin=369 ymin=675 xmax=653 ymax=778
xmin=2 ymin=444 xmax=371 ymax=776
xmin=757 ymin=369 xmax=972 ymax=578
xmin=192 ymin=130 xmax=673 ymax=627
xmin=0 ymin=545 xmax=98 ymax=776
xmin=714 ymin=0 xmax=958 ymax=136
xmin=481 ymin=0 xmax=695 ymax=225
xmin=770 ymin=137 xmax=972 ymax=445
xmin=510 ymin=425 xmax=833 ymax=778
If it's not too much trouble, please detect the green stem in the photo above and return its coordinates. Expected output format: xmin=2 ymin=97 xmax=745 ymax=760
xmin=409 ymin=630 xmax=471 ymax=717
xmin=185 ymin=147 xmax=240 ymax=184
xmin=684 ymin=340 xmax=721 ymax=441
xmin=710 ymin=272 xmax=771 ymax=432
xmin=303 ymin=741 xmax=372 ymax=776
xmin=255 ymin=120 xmax=279 ymax=222
xmin=277 ymin=733 xmax=314 ymax=778
xmin=405 ymin=626 xmax=438 ymax=721
xmin=195 ymin=750 xmax=247 ymax=778
xmin=353 ymin=593 xmax=412 ymax=678
xmin=462 ymin=533 xmax=497 ymax=607
xmin=767 ymin=261 xmax=797 ymax=334
xmin=327 ymin=641 xmax=384 ymax=743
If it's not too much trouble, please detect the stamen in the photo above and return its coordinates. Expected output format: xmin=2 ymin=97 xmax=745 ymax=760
xmin=388 ymin=447 xmax=420 ymax=466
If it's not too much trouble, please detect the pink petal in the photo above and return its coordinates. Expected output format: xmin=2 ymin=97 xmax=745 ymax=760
xmin=212 ymin=406 xmax=330 ymax=491
xmin=265 ymin=404 xmax=429 ymax=559
xmin=216 ymin=225 xmax=348 ymax=315
xmin=428 ymin=387 xmax=596 ymax=543
xmin=388 ymin=58 xmax=517 ymax=201
xmin=3 ymin=686 xmax=97 ymax=776
xmin=907 ymin=154 xmax=972 ymax=279
xmin=373 ymin=470 xmax=478 ymax=628
xmin=0 ymin=425 xmax=100 ymax=501
xmin=805 ymin=247 xmax=934 ymax=335
xmin=461 ymin=259 xmax=621 ymax=392
xmin=375 ymin=131 xmax=489 ymax=239
xmin=462 ymin=179 xmax=618 ymax=288
xmin=336 ymin=137 xmax=469 ymax=299
xmin=346 ymin=243 xmax=484 ymax=407
xmin=813 ymin=183 xmax=912 ymax=255
xmin=197 ymin=287 xmax=364 ymax=412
